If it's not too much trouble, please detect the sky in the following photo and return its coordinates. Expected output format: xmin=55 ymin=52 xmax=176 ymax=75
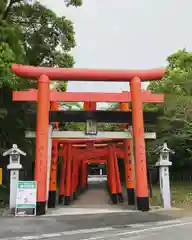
xmin=40 ymin=0 xmax=192 ymax=93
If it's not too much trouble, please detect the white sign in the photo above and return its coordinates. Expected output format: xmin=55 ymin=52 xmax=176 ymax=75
xmin=16 ymin=181 xmax=37 ymax=215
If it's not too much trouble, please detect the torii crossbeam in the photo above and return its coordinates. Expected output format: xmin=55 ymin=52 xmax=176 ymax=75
xmin=12 ymin=64 xmax=165 ymax=81
xmin=13 ymin=89 xmax=164 ymax=103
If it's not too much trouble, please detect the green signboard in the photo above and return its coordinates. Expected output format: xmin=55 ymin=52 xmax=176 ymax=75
xmin=16 ymin=181 xmax=37 ymax=209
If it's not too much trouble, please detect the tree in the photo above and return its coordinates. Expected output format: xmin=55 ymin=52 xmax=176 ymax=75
xmin=64 ymin=0 xmax=82 ymax=7
xmin=5 ymin=2 xmax=76 ymax=67
xmin=0 ymin=0 xmax=82 ymax=185
xmin=147 ymin=49 xmax=192 ymax=168
xmin=0 ymin=0 xmax=82 ymax=122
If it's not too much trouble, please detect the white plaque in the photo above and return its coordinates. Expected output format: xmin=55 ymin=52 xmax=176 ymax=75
xmin=15 ymin=181 xmax=37 ymax=216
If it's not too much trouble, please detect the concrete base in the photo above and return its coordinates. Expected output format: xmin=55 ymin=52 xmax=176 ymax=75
xmin=64 ymin=196 xmax=71 ymax=205
xmin=36 ymin=201 xmax=46 ymax=215
xmin=111 ymin=194 xmax=118 ymax=204
xmin=127 ymin=188 xmax=135 ymax=205
xmin=46 ymin=207 xmax=137 ymax=217
xmin=73 ymin=192 xmax=78 ymax=200
xmin=118 ymin=193 xmax=124 ymax=203
xmin=45 ymin=206 xmax=182 ymax=217
xmin=137 ymin=197 xmax=149 ymax=212
xmin=58 ymin=195 xmax=64 ymax=204
xmin=48 ymin=191 xmax=56 ymax=208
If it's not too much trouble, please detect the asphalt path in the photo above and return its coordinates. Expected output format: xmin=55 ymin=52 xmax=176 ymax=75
xmin=42 ymin=219 xmax=192 ymax=240
xmin=0 ymin=211 xmax=186 ymax=240
xmin=0 ymin=217 xmax=192 ymax=240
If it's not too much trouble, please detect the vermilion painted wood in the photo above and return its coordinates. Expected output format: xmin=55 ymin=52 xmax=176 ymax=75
xmin=113 ymin=144 xmax=123 ymax=195
xmin=75 ymin=149 xmax=108 ymax=160
xmin=84 ymin=159 xmax=107 ymax=164
xmin=59 ymin=145 xmax=67 ymax=197
xmin=12 ymin=89 xmax=164 ymax=103
xmin=131 ymin=77 xmax=149 ymax=205
xmin=65 ymin=144 xmax=72 ymax=200
xmin=57 ymin=139 xmax=123 ymax=144
xmin=35 ymin=75 xmax=49 ymax=205
xmin=59 ymin=148 xmax=124 ymax=159
xmin=72 ymin=148 xmax=108 ymax=155
xmin=12 ymin=64 xmax=165 ymax=81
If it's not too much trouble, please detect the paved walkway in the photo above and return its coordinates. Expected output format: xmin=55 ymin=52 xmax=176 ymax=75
xmin=73 ymin=180 xmax=111 ymax=207
xmin=0 ymin=179 xmax=191 ymax=239
xmin=47 ymin=179 xmax=131 ymax=216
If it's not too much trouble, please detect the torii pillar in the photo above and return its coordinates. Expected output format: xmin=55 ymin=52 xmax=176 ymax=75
xmin=35 ymin=75 xmax=50 ymax=215
xmin=130 ymin=77 xmax=149 ymax=211
xmin=120 ymin=103 xmax=135 ymax=205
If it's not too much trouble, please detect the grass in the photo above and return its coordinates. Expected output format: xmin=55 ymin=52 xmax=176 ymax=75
xmin=151 ymin=181 xmax=192 ymax=207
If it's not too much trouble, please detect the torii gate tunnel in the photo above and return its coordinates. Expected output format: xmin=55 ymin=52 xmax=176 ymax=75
xmin=12 ymin=64 xmax=165 ymax=215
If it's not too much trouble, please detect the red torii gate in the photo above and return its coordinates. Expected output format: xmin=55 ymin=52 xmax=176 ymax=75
xmin=14 ymin=89 xmax=162 ymax=206
xmin=59 ymin=146 xmax=124 ymax=159
xmin=12 ymin=64 xmax=165 ymax=215
xmin=13 ymin=88 xmax=164 ymax=207
xmin=59 ymin=142 xmax=125 ymax=204
xmin=57 ymin=139 xmax=126 ymax=204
